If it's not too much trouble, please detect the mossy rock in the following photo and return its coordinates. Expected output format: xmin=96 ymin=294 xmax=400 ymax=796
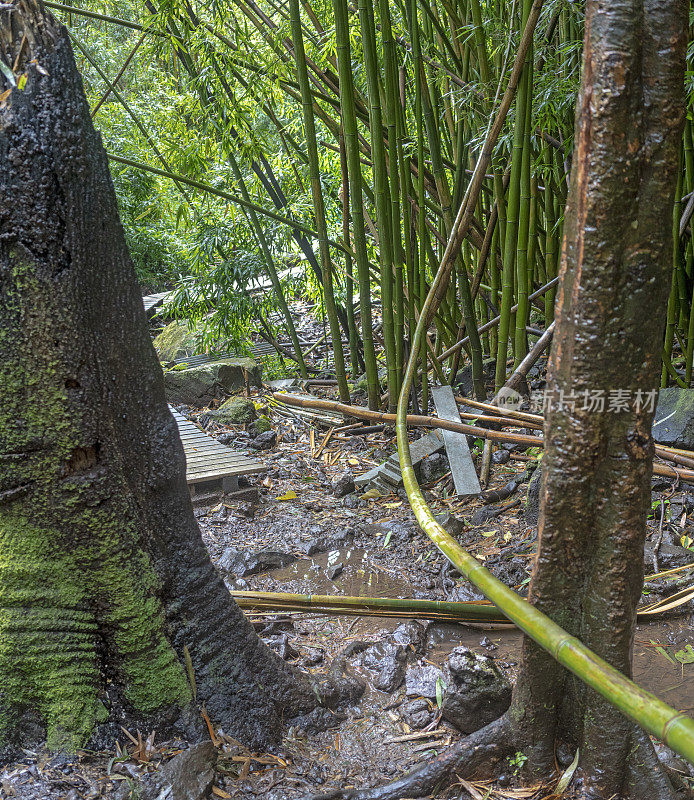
xmin=153 ymin=320 xmax=201 ymax=362
xmin=253 ymin=415 xmax=272 ymax=434
xmin=163 ymin=359 xmax=261 ymax=406
xmin=211 ymin=396 xmax=257 ymax=425
xmin=653 ymin=388 xmax=694 ymax=449
xmin=354 ymin=367 xmax=388 ymax=393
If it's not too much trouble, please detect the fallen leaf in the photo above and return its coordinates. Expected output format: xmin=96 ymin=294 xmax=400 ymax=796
xmin=674 ymin=644 xmax=694 ymax=664
xmin=555 ymin=748 xmax=579 ymax=793
xmin=650 ymin=640 xmax=677 ymax=666
xmin=277 ymin=489 xmax=297 ymax=500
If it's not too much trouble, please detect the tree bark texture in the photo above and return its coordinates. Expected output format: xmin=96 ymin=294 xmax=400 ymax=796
xmin=0 ymin=0 xmax=359 ymax=756
xmin=509 ymin=1 xmax=687 ymax=797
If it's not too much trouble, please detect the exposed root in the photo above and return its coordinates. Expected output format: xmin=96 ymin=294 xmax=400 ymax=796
xmin=308 ymin=715 xmax=513 ymax=800
xmin=625 ymin=728 xmax=679 ymax=800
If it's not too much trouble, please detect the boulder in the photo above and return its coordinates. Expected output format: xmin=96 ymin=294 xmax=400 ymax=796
xmin=441 ymin=646 xmax=511 ymax=734
xmin=154 ymin=319 xmax=201 ymax=362
xmin=212 ymin=396 xmax=256 ymax=425
xmin=116 ymin=742 xmax=216 ymax=800
xmin=219 ymin=547 xmax=296 ymax=577
xmin=163 ymin=358 xmax=261 ymax=406
xmin=653 ymin=388 xmax=694 ymax=450
xmin=250 ymin=430 xmax=277 ymax=450
xmin=404 ymin=647 xmax=511 ymax=734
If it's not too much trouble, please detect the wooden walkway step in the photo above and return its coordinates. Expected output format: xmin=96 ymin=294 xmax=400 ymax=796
xmin=170 ymin=407 xmax=266 ymax=493
xmin=142 ymin=291 xmax=170 ymax=315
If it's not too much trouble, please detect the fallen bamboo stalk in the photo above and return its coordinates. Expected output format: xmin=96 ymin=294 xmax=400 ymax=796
xmin=232 ymin=590 xmax=684 ymax=624
xmin=272 ymin=393 xmax=694 ymax=483
xmin=456 ymin=397 xmax=694 ymax=469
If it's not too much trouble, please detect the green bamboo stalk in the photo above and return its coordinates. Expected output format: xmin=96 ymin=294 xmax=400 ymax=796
xmin=333 ymin=0 xmax=380 ymax=409
xmin=289 ymin=0 xmax=349 ymax=398
xmin=495 ymin=0 xmax=532 ymax=391
xmin=379 ymin=0 xmax=405 ymax=390
xmin=514 ymin=53 xmax=533 ymax=366
xmin=339 ymin=131 xmax=362 ymax=377
xmin=359 ymin=0 xmax=398 ymax=412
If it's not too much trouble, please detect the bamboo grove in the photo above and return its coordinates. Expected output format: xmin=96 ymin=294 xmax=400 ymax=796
xmin=51 ymin=0 xmax=694 ymax=409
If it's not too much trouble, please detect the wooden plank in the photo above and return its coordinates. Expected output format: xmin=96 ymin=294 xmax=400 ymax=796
xmin=142 ymin=291 xmax=170 ymax=314
xmin=169 ymin=408 xmax=265 ymax=486
xmin=431 ymin=385 xmax=480 ymax=496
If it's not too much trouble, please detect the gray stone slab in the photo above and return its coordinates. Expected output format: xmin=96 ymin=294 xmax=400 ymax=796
xmin=431 ymin=385 xmax=480 ymax=497
xmin=354 ymin=431 xmax=445 ymax=492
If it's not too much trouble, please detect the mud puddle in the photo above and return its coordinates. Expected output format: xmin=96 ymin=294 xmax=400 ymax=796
xmin=246 ymin=546 xmax=415 ymax=597
xmin=251 ymin=551 xmax=694 ymax=712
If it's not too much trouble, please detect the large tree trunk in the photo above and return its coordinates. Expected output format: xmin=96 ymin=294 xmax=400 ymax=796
xmin=509 ymin=1 xmax=687 ymax=797
xmin=0 ymin=0 xmax=360 ymax=757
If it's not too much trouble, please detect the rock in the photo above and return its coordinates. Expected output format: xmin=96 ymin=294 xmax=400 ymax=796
xmin=342 ymin=494 xmax=364 ymax=509
xmin=252 ymin=415 xmax=273 ymax=434
xmin=211 ymin=396 xmax=256 ymax=425
xmin=250 ymin=430 xmax=277 ymax=450
xmin=454 ymin=358 xmax=496 ymax=398
xmin=139 ymin=742 xmax=216 ymax=800
xmin=471 ymin=506 xmax=501 ymax=526
xmin=419 ymin=452 xmax=449 ymax=484
xmin=326 ymin=562 xmax=344 ymax=581
xmin=644 ymin=542 xmax=694 ymax=571
xmin=492 ymin=449 xmax=510 ymax=465
xmin=303 ymin=528 xmax=354 ymax=556
xmin=403 ymin=648 xmax=511 ymax=734
xmin=435 ymin=511 xmax=465 ymax=537
xmin=524 ymin=465 xmax=542 ymax=526
xmin=218 ymin=547 xmax=296 ymax=577
xmin=362 ymin=642 xmax=407 ymax=692
xmin=163 ymin=359 xmax=261 ymax=405
xmin=363 ymin=520 xmax=417 ymax=541
xmin=405 ymin=663 xmax=445 ymax=699
xmin=391 ymin=621 xmax=427 ymax=655
xmin=653 ymin=388 xmax=694 ymax=449
xmin=401 ymin=698 xmax=435 ymax=729
xmin=153 ymin=320 xmax=202 ymax=362
xmin=441 ymin=646 xmax=512 ymax=734
xmin=332 ymin=471 xmax=356 ymax=498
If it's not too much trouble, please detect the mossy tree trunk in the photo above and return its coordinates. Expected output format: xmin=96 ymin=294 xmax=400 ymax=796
xmin=0 ymin=0 xmax=359 ymax=757
xmin=508 ymin=0 xmax=687 ymax=797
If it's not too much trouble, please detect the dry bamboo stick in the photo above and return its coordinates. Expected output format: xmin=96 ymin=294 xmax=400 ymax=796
xmin=272 ymin=393 xmax=694 ymax=483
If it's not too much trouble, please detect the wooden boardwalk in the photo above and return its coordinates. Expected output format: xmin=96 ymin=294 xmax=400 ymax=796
xmin=170 ymin=408 xmax=266 ymax=492
xmin=142 ymin=291 xmax=170 ymax=315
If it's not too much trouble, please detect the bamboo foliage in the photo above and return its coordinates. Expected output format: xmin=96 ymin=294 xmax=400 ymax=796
xmin=59 ymin=0 xmax=694 ymax=391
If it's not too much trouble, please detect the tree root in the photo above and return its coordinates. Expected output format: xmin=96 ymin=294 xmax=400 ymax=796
xmin=308 ymin=716 xmax=513 ymax=800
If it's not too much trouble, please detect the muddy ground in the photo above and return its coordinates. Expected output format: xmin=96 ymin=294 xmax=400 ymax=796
xmin=3 ymin=374 xmax=694 ymax=800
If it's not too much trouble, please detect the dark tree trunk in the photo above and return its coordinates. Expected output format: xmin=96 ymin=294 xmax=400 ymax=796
xmin=0 ymin=0 xmax=360 ymax=756
xmin=509 ymin=1 xmax=687 ymax=797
